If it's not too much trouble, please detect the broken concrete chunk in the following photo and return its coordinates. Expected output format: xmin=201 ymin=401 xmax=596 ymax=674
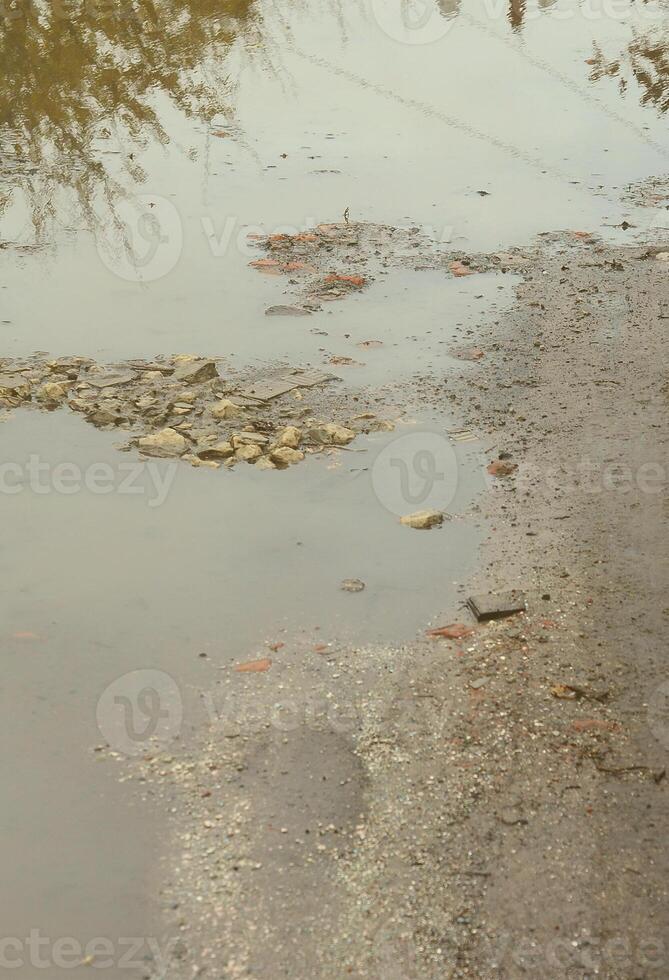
xmin=276 ymin=425 xmax=302 ymax=448
xmin=35 ymin=382 xmax=69 ymax=404
xmin=232 ymin=432 xmax=269 ymax=448
xmin=196 ymin=442 xmax=234 ymax=461
xmin=172 ymin=360 xmax=219 ymax=384
xmin=68 ymin=398 xmax=90 ymax=413
xmin=120 ymin=359 xmax=174 ymax=375
xmin=234 ymin=368 xmax=334 ymax=402
xmin=85 ymin=373 xmax=136 ymax=389
xmin=400 ymin=510 xmax=444 ymax=530
xmin=255 ymin=456 xmax=277 ymax=470
xmin=88 ymin=407 xmax=126 ymax=427
xmin=0 ymin=374 xmax=32 ymax=401
xmin=306 ymin=423 xmax=355 ymax=446
xmin=235 ymin=444 xmax=263 ymax=462
xmin=176 ymin=390 xmax=197 ymax=404
xmin=210 ymin=398 xmax=244 ymax=420
xmin=138 ymin=427 xmax=188 ymax=458
xmin=265 ymin=305 xmax=312 ymax=316
xmin=341 ymin=578 xmax=365 ymax=593
xmin=467 ymin=591 xmax=527 ymax=621
xmin=136 ymin=394 xmax=157 ymax=410
xmin=270 ymin=446 xmax=305 ymax=466
xmin=48 ymin=356 xmax=92 ymax=368
xmin=236 ymin=377 xmax=299 ymax=402
xmin=284 ymin=368 xmax=334 ymax=388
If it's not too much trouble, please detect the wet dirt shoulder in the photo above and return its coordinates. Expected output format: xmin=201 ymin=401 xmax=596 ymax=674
xmin=393 ymin=238 xmax=669 ymax=977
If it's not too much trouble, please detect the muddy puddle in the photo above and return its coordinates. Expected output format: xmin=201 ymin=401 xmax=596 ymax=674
xmin=1 ymin=0 xmax=668 ymax=972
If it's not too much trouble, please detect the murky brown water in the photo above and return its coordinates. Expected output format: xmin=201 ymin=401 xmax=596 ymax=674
xmin=1 ymin=0 xmax=667 ymax=974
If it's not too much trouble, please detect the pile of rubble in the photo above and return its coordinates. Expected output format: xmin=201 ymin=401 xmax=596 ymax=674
xmin=0 ymin=353 xmax=394 ymax=470
xmin=248 ymin=221 xmax=504 ymax=312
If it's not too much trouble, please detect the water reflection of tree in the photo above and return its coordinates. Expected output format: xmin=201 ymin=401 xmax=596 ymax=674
xmin=0 ymin=0 xmax=254 ymax=235
xmin=589 ymin=28 xmax=669 ymax=114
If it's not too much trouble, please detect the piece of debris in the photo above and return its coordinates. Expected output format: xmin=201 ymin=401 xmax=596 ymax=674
xmin=452 ymin=347 xmax=485 ymax=361
xmin=450 ymin=260 xmax=475 ymax=277
xmin=235 ymin=368 xmax=333 ymax=402
xmin=571 ymin=718 xmax=619 ymax=734
xmin=323 ymin=273 xmax=366 ymax=288
xmin=329 ymin=356 xmax=361 ymax=366
xmin=234 ymin=658 xmax=272 ymax=673
xmin=552 ymin=684 xmax=610 ymax=702
xmin=36 ymin=382 xmax=69 ymax=404
xmin=469 ymin=677 xmax=488 ymax=690
xmin=236 ymin=444 xmax=263 ymax=462
xmin=210 ymin=399 xmax=244 ymax=420
xmin=400 ymin=510 xmax=444 ymax=530
xmin=196 ymin=442 xmax=234 ymax=461
xmin=86 ymin=372 xmax=136 ymax=389
xmin=487 ymin=459 xmax=518 ymax=477
xmin=265 ymin=305 xmax=312 ymax=316
xmin=172 ymin=360 xmax=219 ymax=384
xmin=305 ymin=423 xmax=355 ymax=446
xmin=341 ymin=578 xmax=365 ymax=593
xmin=426 ymin=623 xmax=475 ymax=639
xmin=467 ymin=591 xmax=527 ymax=621
xmin=0 ymin=374 xmax=32 ymax=403
xmin=357 ymin=340 xmax=383 ymax=349
xmin=276 ymin=425 xmax=302 ymax=448
xmin=270 ymin=446 xmax=304 ymax=466
xmin=249 ymin=258 xmax=282 ymax=273
xmin=552 ymin=684 xmax=579 ymax=700
xmin=137 ymin=427 xmax=188 ymax=458
xmin=449 ymin=428 xmax=478 ymax=443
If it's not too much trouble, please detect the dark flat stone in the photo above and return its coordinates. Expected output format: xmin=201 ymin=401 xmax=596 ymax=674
xmin=467 ymin=591 xmax=527 ymax=621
